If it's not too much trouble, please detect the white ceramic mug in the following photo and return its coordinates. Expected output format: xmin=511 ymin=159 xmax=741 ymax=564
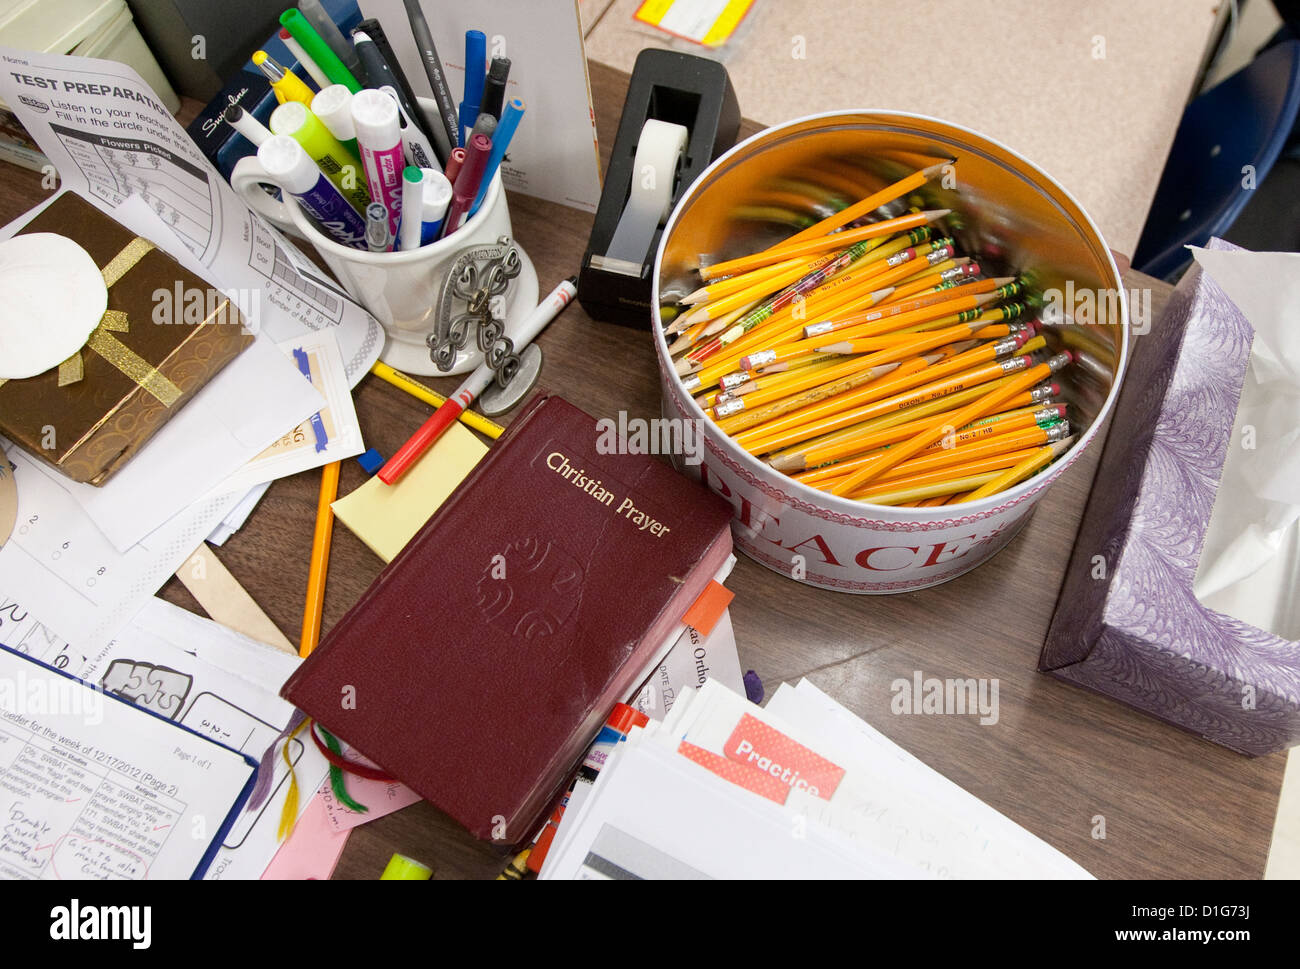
xmin=231 ymin=100 xmax=538 ymax=375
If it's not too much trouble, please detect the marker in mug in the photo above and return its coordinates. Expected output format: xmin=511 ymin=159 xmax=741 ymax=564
xmin=481 ymin=57 xmax=511 ymax=120
xmin=278 ymin=26 xmax=331 ymax=89
xmin=257 ymin=135 xmax=367 ymax=248
xmin=379 ymin=85 xmax=438 ymax=172
xmin=470 ymin=98 xmax=524 ymax=217
xmin=352 ymin=88 xmax=405 ymax=238
xmin=379 ymin=276 xmax=580 ymax=484
xmin=398 ymin=167 xmax=425 ymax=252
xmin=223 ymin=104 xmax=271 ymax=146
xmin=366 ymin=202 xmax=391 ymax=252
xmin=419 ymin=168 xmax=452 ymax=244
xmin=444 ymin=147 xmax=466 ymax=184
xmin=460 ymin=30 xmax=486 ymax=147
xmin=440 ymin=131 xmax=491 ymax=239
xmin=270 ymin=101 xmax=369 ymax=213
xmin=311 ymin=84 xmax=358 ymax=154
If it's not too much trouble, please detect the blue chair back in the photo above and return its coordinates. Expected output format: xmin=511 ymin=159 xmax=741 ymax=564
xmin=1134 ymin=40 xmax=1300 ymax=279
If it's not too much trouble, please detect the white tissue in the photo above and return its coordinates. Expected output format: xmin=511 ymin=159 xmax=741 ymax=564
xmin=1191 ymin=247 xmax=1300 ymax=640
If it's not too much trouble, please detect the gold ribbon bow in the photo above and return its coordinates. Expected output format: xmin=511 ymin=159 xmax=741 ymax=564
xmin=51 ymin=237 xmax=183 ymax=408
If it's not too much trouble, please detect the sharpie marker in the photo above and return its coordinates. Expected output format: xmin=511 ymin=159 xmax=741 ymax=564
xmin=379 ymin=277 xmax=579 ymax=484
xmin=258 ymin=135 xmax=366 ymax=248
xmin=269 ymin=100 xmax=369 ymax=213
xmin=352 ymin=88 xmax=405 ymax=238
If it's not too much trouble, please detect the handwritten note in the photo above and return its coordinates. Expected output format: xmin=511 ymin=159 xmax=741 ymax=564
xmin=0 ymin=645 xmax=255 ymax=879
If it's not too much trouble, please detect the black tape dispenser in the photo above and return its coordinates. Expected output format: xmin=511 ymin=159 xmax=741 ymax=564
xmin=578 ymin=49 xmax=740 ymax=328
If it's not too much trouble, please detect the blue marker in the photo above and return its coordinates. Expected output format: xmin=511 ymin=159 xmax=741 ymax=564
xmin=458 ymin=30 xmax=486 ymax=147
xmin=258 ymin=135 xmax=367 ymax=248
xmin=469 ymin=97 xmax=524 ymax=218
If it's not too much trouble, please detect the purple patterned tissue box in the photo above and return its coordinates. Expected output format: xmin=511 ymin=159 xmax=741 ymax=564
xmin=1041 ymin=239 xmax=1300 ymax=755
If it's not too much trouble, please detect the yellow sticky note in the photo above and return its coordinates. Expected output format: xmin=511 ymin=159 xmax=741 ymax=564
xmin=332 ymin=421 xmax=488 ymax=562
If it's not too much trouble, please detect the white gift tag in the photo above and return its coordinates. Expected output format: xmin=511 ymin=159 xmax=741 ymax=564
xmin=0 ymin=233 xmax=107 ymax=379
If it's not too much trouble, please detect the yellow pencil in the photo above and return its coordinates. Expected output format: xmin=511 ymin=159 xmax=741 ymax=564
xmin=370 ymin=362 xmax=505 ymax=439
xmin=953 ymin=437 xmax=1077 ymax=502
xmin=300 ymin=460 xmax=340 ymax=658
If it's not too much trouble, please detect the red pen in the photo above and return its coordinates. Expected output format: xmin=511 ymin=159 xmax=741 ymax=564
xmin=378 ymin=276 xmax=579 ymax=484
xmin=439 ymin=133 xmax=491 ymax=238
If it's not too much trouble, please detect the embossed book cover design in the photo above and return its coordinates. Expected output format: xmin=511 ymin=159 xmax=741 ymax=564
xmin=282 ymin=392 xmax=734 ymax=840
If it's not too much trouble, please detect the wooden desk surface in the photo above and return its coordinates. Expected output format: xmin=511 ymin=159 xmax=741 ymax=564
xmin=0 ymin=61 xmax=1283 ymax=881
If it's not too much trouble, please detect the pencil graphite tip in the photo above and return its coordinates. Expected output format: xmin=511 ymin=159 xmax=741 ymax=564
xmin=923 ymin=209 xmax=952 ymax=220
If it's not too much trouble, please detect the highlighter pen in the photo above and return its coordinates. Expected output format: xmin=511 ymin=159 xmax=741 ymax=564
xmin=252 ymin=50 xmax=314 ymax=106
xmin=481 ymin=56 xmax=511 ymax=120
xmin=459 ymin=29 xmax=487 ymax=147
xmin=352 ymin=88 xmax=405 ymax=239
xmin=278 ymin=26 xmax=330 ymax=90
xmin=397 ymin=166 xmax=425 ymax=252
xmin=310 ymin=84 xmax=358 ymax=154
xmin=269 ymin=101 xmax=369 ymax=213
xmin=365 ymin=202 xmax=391 ymax=252
xmin=400 ymin=0 xmax=460 ymax=154
xmin=470 ymin=98 xmax=524 ymax=217
xmin=258 ymin=135 xmax=367 ymax=249
xmin=444 ymin=147 xmax=466 ymax=185
xmin=280 ymin=8 xmax=362 ymax=93
xmin=298 ymin=0 xmax=363 ymax=78
xmin=378 ymin=277 xmax=579 ymax=485
xmin=351 ymin=30 xmax=428 ymax=146
xmin=440 ymin=131 xmax=491 ymax=239
xmin=223 ymin=103 xmax=271 ymax=146
xmin=418 ymin=168 xmax=453 ymax=244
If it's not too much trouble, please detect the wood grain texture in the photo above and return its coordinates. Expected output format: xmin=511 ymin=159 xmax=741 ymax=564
xmin=0 ymin=62 xmax=1282 ymax=880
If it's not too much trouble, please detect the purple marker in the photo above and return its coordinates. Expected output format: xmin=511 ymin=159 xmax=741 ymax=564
xmin=258 ymin=135 xmax=367 ymax=248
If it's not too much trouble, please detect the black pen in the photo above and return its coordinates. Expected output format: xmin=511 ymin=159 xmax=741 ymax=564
xmin=351 ymin=29 xmax=432 ymax=145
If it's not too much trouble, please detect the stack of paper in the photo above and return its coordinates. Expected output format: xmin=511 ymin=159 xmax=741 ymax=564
xmin=541 ymin=679 xmax=1093 ymax=880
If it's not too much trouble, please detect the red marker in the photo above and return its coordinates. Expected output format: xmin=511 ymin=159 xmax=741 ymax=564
xmin=379 ymin=276 xmax=579 ymax=484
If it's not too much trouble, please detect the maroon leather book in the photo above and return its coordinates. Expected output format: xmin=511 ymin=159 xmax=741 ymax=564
xmin=281 ymin=392 xmax=734 ymax=842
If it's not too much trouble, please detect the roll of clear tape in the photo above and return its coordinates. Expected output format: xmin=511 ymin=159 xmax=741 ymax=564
xmin=603 ymin=118 xmax=689 ymax=266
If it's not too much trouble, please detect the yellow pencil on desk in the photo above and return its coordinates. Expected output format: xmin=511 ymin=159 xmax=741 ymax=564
xmin=369 ymin=361 xmax=505 ymax=439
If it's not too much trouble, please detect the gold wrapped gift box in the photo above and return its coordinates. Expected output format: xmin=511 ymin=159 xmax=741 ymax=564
xmin=0 ymin=194 xmax=252 ymax=486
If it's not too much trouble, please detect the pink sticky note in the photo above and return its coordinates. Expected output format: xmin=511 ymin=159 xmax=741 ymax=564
xmin=318 ymin=774 xmax=422 ymax=832
xmin=261 ymin=793 xmax=351 ymax=880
